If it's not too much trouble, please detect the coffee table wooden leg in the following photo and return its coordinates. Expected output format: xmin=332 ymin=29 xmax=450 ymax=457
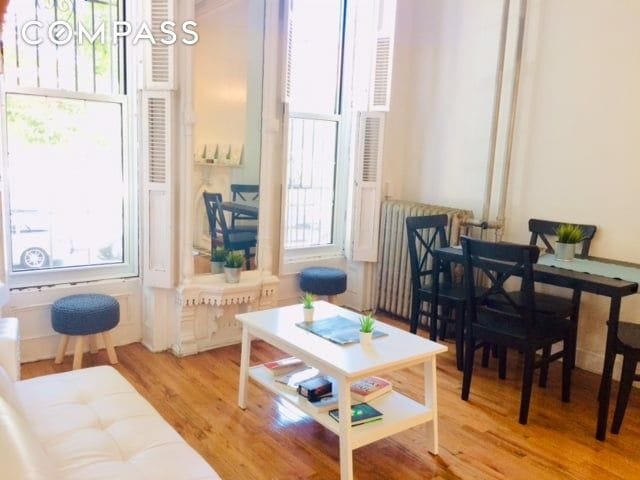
xmin=337 ymin=379 xmax=354 ymax=480
xmin=238 ymin=326 xmax=251 ymax=409
xmin=425 ymin=357 xmax=439 ymax=454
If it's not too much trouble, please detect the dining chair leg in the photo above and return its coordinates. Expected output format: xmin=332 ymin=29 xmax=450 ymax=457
xmin=539 ymin=345 xmax=551 ymax=388
xmin=461 ymin=335 xmax=476 ymax=401
xmin=498 ymin=346 xmax=507 ymax=380
xmin=481 ymin=344 xmax=491 ymax=368
xmin=611 ymin=355 xmax=637 ymax=434
xmin=439 ymin=306 xmax=450 ymax=340
xmin=429 ymin=303 xmax=439 ymax=342
xmin=561 ymin=338 xmax=573 ymax=403
xmin=409 ymin=296 xmax=421 ymax=334
xmin=455 ymin=305 xmax=465 ymax=372
xmin=519 ymin=350 xmax=536 ymax=425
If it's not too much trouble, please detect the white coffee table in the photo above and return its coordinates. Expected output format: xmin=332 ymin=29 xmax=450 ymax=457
xmin=236 ymin=301 xmax=447 ymax=480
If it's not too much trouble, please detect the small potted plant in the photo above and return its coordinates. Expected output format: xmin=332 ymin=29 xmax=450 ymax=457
xmin=210 ymin=247 xmax=227 ymax=274
xmin=224 ymin=251 xmax=244 ymax=283
xmin=301 ymin=292 xmax=315 ymax=323
xmin=359 ymin=313 xmax=375 ymax=346
xmin=554 ymin=224 xmax=584 ymax=261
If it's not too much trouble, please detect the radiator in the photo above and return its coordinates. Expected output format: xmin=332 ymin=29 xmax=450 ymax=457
xmin=374 ymin=200 xmax=473 ymax=319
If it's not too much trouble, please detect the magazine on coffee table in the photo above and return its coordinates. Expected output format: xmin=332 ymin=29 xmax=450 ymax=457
xmin=296 ymin=316 xmax=388 ymax=345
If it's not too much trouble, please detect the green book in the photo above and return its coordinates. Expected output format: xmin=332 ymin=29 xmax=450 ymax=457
xmin=328 ymin=403 xmax=383 ymax=426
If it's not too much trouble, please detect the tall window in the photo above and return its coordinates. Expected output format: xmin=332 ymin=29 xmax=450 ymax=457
xmin=283 ymin=0 xmax=346 ymax=251
xmin=1 ymin=0 xmax=135 ymax=287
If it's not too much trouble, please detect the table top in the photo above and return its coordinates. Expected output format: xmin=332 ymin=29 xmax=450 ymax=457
xmin=222 ymin=202 xmax=258 ymax=217
xmin=435 ymin=246 xmax=639 ymax=298
xmin=236 ymin=301 xmax=447 ymax=379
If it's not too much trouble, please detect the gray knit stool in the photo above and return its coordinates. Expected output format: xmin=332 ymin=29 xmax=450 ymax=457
xmin=52 ymin=294 xmax=120 ymax=370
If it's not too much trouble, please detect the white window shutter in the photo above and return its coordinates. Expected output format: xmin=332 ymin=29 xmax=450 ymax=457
xmin=141 ymin=91 xmax=174 ymax=288
xmin=0 ymin=223 xmax=9 ymax=307
xmin=282 ymin=0 xmax=294 ymax=104
xmin=369 ymin=0 xmax=396 ymax=112
xmin=144 ymin=0 xmax=175 ymax=90
xmin=352 ymin=112 xmax=385 ymax=262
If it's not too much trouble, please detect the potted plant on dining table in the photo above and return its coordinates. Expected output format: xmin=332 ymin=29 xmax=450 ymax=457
xmin=554 ymin=224 xmax=584 ymax=261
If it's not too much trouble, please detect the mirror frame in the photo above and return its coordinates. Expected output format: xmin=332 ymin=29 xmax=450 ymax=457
xmin=178 ymin=0 xmax=281 ymax=282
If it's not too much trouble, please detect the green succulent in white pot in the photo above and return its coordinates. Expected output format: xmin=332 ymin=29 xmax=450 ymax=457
xmin=224 ymin=251 xmax=244 ymax=283
xmin=554 ymin=224 xmax=584 ymax=262
xmin=210 ymin=247 xmax=227 ymax=274
xmin=301 ymin=292 xmax=315 ymax=323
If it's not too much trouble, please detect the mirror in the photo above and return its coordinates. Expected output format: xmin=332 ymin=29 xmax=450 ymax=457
xmin=192 ymin=0 xmax=264 ymax=273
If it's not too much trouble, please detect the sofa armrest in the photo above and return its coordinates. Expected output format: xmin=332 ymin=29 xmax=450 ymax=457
xmin=0 ymin=318 xmax=20 ymax=381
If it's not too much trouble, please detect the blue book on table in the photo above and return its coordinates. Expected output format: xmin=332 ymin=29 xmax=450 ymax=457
xmin=328 ymin=403 xmax=383 ymax=426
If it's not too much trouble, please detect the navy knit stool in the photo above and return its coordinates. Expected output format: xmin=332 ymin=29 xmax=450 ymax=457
xmin=299 ymin=267 xmax=347 ymax=304
xmin=52 ymin=294 xmax=120 ymax=370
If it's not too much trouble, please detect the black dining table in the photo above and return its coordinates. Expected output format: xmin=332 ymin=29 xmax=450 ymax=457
xmin=431 ymin=246 xmax=639 ymax=441
xmin=221 ymin=201 xmax=258 ymax=219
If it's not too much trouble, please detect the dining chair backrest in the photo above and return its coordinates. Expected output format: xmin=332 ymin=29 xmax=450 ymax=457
xmin=231 ymin=184 xmax=259 ymax=202
xmin=203 ymin=192 xmax=229 ymax=246
xmin=406 ymin=215 xmax=451 ymax=293
xmin=528 ymin=218 xmax=597 ymax=256
xmin=461 ymin=236 xmax=541 ymax=336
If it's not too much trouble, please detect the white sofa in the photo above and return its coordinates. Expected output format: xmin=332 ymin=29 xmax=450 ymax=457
xmin=0 ymin=318 xmax=220 ymax=479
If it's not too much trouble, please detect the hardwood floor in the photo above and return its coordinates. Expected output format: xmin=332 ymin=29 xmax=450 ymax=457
xmin=22 ymin=315 xmax=640 ymax=480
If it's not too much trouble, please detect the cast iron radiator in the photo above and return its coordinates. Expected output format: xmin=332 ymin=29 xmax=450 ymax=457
xmin=374 ymin=200 xmax=473 ymax=319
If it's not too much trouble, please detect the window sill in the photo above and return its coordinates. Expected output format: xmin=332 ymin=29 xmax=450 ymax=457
xmin=280 ymin=251 xmax=347 ymax=276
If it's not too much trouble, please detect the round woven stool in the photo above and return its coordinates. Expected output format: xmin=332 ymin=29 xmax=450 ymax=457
xmin=52 ymin=294 xmax=120 ymax=370
xmin=299 ymin=267 xmax=347 ymax=304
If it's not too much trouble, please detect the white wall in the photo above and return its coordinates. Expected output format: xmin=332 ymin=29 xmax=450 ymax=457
xmin=5 ymin=279 xmax=141 ymax=363
xmin=384 ymin=0 xmax=504 ymax=217
xmin=194 ymin=2 xmax=249 ymax=160
xmin=503 ymin=0 xmax=640 ymax=373
xmin=390 ymin=0 xmax=640 ymax=375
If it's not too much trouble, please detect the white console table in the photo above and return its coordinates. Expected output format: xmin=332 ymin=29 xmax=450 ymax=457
xmin=171 ymin=271 xmax=279 ymax=356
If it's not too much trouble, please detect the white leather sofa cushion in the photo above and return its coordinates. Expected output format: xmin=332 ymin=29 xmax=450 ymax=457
xmin=0 ymin=397 xmax=60 ymax=480
xmin=0 ymin=317 xmax=20 ymax=380
xmin=0 ymin=366 xmax=21 ymax=412
xmin=15 ymin=366 xmax=219 ymax=480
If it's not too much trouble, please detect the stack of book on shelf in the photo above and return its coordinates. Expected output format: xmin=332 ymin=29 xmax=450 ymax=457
xmin=265 ymin=358 xmax=392 ymax=422
xmin=329 ymin=403 xmax=384 ymax=426
xmin=349 ymin=376 xmax=392 ymax=402
xmin=301 ymin=375 xmax=393 ymax=416
xmin=264 ymin=357 xmax=305 ymax=376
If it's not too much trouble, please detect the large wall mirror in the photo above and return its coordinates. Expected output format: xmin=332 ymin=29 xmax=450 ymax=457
xmin=192 ymin=0 xmax=264 ymax=273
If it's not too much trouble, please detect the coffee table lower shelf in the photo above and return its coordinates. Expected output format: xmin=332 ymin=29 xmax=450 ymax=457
xmin=249 ymin=365 xmax=434 ymax=449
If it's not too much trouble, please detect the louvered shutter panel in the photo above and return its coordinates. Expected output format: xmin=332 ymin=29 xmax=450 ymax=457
xmin=282 ymin=0 xmax=294 ymax=104
xmin=145 ymin=0 xmax=175 ymax=90
xmin=369 ymin=0 xmax=396 ymax=112
xmin=141 ymin=92 xmax=174 ymax=288
xmin=352 ymin=112 xmax=385 ymax=262
xmin=0 ymin=208 xmax=9 ymax=307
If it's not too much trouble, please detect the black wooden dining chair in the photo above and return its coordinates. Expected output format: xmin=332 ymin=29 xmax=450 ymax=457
xmin=406 ymin=215 xmax=480 ymax=371
xmin=203 ymin=191 xmax=256 ymax=269
xmin=611 ymin=321 xmax=640 ymax=434
xmin=528 ymin=218 xmax=597 ymax=368
xmin=460 ymin=236 xmax=575 ymax=425
xmin=230 ymin=184 xmax=259 ymax=233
